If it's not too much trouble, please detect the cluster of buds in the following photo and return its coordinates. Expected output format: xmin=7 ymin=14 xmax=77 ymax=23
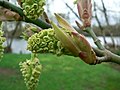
xmin=19 ymin=57 xmax=42 ymax=90
xmin=51 ymin=14 xmax=96 ymax=64
xmin=27 ymin=13 xmax=96 ymax=64
xmin=0 ymin=22 xmax=6 ymax=60
xmin=77 ymin=0 xmax=92 ymax=29
xmin=21 ymin=0 xmax=45 ymax=19
xmin=27 ymin=28 xmax=71 ymax=56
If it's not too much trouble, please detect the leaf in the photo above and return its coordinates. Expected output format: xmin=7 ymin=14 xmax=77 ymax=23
xmin=72 ymin=32 xmax=96 ymax=64
xmin=51 ymin=21 xmax=80 ymax=56
xmin=52 ymin=13 xmax=96 ymax=64
xmin=55 ymin=13 xmax=77 ymax=32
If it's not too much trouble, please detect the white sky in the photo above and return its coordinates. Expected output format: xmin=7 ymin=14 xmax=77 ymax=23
xmin=49 ymin=0 xmax=120 ymax=13
xmin=9 ymin=0 xmax=120 ymax=13
xmin=45 ymin=0 xmax=120 ymax=26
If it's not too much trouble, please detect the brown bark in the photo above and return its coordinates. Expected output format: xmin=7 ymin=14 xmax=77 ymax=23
xmin=0 ymin=7 xmax=21 ymax=21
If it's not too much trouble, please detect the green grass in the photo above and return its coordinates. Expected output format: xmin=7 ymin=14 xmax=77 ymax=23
xmin=0 ymin=53 xmax=120 ymax=90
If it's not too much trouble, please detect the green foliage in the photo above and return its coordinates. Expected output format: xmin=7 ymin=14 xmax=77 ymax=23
xmin=19 ymin=57 xmax=42 ymax=90
xmin=1 ymin=54 xmax=120 ymax=90
xmin=27 ymin=28 xmax=71 ymax=56
xmin=21 ymin=0 xmax=45 ymax=19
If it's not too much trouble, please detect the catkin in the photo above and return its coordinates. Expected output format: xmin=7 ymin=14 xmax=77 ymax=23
xmin=19 ymin=58 xmax=42 ymax=90
xmin=0 ymin=22 xmax=5 ymax=60
xmin=27 ymin=28 xmax=71 ymax=56
xmin=21 ymin=0 xmax=45 ymax=19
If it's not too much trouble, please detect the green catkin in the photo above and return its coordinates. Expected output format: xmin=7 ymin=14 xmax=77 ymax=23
xmin=19 ymin=57 xmax=42 ymax=90
xmin=27 ymin=28 xmax=72 ymax=56
xmin=0 ymin=22 xmax=5 ymax=60
xmin=21 ymin=0 xmax=45 ymax=19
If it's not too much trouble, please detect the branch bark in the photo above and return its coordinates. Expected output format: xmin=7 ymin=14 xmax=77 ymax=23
xmin=85 ymin=27 xmax=120 ymax=65
xmin=97 ymin=50 xmax=120 ymax=64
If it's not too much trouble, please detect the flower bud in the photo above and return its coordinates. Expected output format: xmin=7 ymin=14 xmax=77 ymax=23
xmin=21 ymin=0 xmax=45 ymax=19
xmin=52 ymin=14 xmax=96 ymax=64
xmin=77 ymin=0 xmax=92 ymax=28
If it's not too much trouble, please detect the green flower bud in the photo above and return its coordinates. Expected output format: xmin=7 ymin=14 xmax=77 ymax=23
xmin=24 ymin=5 xmax=30 ymax=11
xmin=52 ymin=14 xmax=97 ymax=64
xmin=32 ymin=3 xmax=38 ymax=9
xmin=27 ymin=28 xmax=71 ymax=56
xmin=21 ymin=0 xmax=45 ymax=19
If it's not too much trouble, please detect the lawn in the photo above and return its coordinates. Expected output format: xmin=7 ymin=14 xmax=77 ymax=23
xmin=0 ymin=53 xmax=120 ymax=90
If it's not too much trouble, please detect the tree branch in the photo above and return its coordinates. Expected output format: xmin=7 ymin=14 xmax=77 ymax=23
xmin=0 ymin=0 xmax=52 ymax=29
xmin=96 ymin=50 xmax=120 ymax=64
xmin=85 ymin=28 xmax=120 ymax=65
xmin=85 ymin=27 xmax=105 ymax=50
xmin=64 ymin=2 xmax=81 ymax=20
xmin=93 ymin=1 xmax=107 ymax=44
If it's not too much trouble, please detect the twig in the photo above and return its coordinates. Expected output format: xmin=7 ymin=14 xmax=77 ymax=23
xmin=84 ymin=27 xmax=120 ymax=65
xmin=96 ymin=50 xmax=120 ymax=64
xmin=0 ymin=0 xmax=51 ymax=29
xmin=85 ymin=27 xmax=105 ymax=50
xmin=64 ymin=2 xmax=81 ymax=20
xmin=93 ymin=1 xmax=107 ymax=44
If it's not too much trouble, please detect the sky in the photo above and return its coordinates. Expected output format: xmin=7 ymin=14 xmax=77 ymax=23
xmin=9 ymin=0 xmax=120 ymax=13
xmin=45 ymin=0 xmax=120 ymax=26
xmin=49 ymin=0 xmax=120 ymax=13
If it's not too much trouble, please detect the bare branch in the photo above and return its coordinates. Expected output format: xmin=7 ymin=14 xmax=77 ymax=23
xmin=96 ymin=50 xmax=120 ymax=65
xmin=100 ymin=0 xmax=115 ymax=48
xmin=64 ymin=2 xmax=81 ymax=20
xmin=93 ymin=1 xmax=107 ymax=44
xmin=101 ymin=0 xmax=109 ymax=25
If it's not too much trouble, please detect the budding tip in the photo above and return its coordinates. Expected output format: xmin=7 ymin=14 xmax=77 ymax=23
xmin=79 ymin=52 xmax=87 ymax=60
xmin=54 ymin=13 xmax=59 ymax=19
xmin=54 ymin=13 xmax=57 ymax=16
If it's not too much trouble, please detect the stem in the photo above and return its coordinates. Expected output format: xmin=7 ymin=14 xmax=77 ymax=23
xmin=0 ymin=0 xmax=52 ymax=29
xmin=31 ymin=53 xmax=38 ymax=61
xmin=97 ymin=50 xmax=120 ymax=65
xmin=106 ymin=50 xmax=120 ymax=64
xmin=84 ymin=27 xmax=120 ymax=64
xmin=85 ymin=27 xmax=105 ymax=50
